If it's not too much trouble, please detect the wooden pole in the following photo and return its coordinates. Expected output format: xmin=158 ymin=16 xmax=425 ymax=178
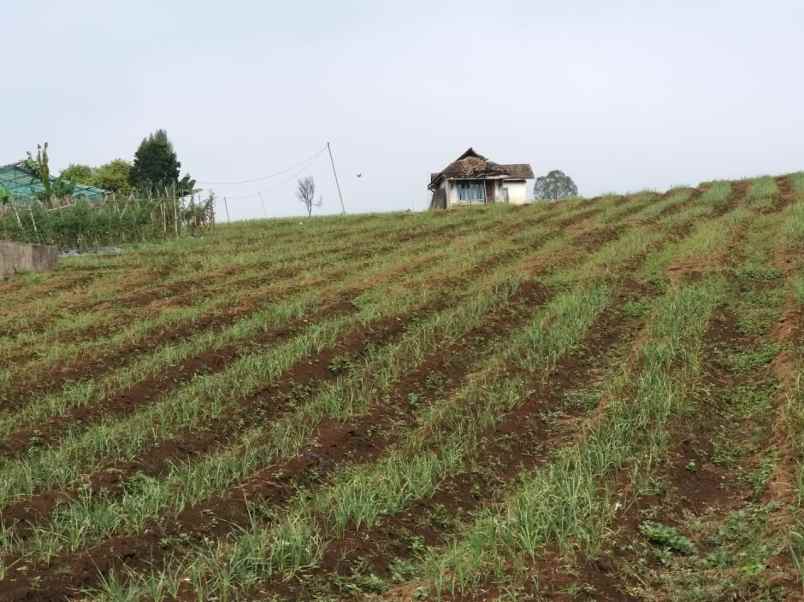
xmin=11 ymin=202 xmax=22 ymax=229
xmin=327 ymin=141 xmax=346 ymax=214
xmin=223 ymin=196 xmax=231 ymax=223
xmin=171 ymin=185 xmax=179 ymax=238
xmin=29 ymin=206 xmax=39 ymax=241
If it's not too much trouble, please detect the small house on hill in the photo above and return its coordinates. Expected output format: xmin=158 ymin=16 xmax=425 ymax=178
xmin=0 ymin=162 xmax=106 ymax=204
xmin=428 ymin=148 xmax=534 ymax=209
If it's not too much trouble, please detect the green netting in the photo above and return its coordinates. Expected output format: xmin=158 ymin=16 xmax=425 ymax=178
xmin=0 ymin=163 xmax=106 ymax=203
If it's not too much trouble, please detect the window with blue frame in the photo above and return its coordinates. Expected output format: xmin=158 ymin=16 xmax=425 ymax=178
xmin=457 ymin=181 xmax=485 ymax=203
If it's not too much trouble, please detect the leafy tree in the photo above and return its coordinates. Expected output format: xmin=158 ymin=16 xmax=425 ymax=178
xmin=24 ymin=142 xmax=74 ymax=203
xmin=296 ymin=176 xmax=322 ymax=217
xmin=533 ymin=170 xmax=578 ymax=201
xmin=24 ymin=143 xmax=52 ymax=200
xmin=61 ymin=164 xmax=94 ymax=186
xmin=60 ymin=160 xmax=134 ymax=195
xmin=129 ymin=129 xmax=195 ymax=195
xmin=93 ymin=159 xmax=133 ymax=195
xmin=177 ymin=173 xmax=197 ymax=197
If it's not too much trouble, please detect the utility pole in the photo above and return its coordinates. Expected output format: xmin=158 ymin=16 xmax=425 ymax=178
xmin=223 ymin=196 xmax=231 ymax=223
xmin=258 ymin=192 xmax=267 ymax=219
xmin=327 ymin=141 xmax=346 ymax=214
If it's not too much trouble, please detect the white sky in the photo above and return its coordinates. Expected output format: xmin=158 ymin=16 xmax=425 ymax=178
xmin=2 ymin=1 xmax=803 ymax=219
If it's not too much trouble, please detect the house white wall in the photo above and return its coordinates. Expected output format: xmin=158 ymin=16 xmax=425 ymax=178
xmin=503 ymin=180 xmax=528 ymax=205
xmin=438 ymin=178 xmax=530 ymax=207
xmin=445 ymin=180 xmax=457 ymax=204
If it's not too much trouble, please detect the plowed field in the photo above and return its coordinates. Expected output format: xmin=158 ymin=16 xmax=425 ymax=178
xmin=1 ymin=174 xmax=803 ymax=601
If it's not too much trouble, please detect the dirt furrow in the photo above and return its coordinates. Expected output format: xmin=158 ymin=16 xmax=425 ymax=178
xmin=0 ymin=224 xmax=561 ymax=532
xmin=0 ymin=295 xmax=361 ymax=461
xmin=0 ymin=217 xmax=443 ymax=340
xmin=655 ymin=186 xmax=703 ymax=219
xmin=524 ymin=216 xmax=800 ymax=600
xmin=0 ymin=282 xmax=554 ymax=601
xmin=769 ymin=175 xmax=798 ymax=214
xmin=279 ymin=280 xmax=655 ymax=602
xmin=713 ymin=179 xmax=749 ymax=217
xmin=0 ymin=215 xmax=520 ymax=399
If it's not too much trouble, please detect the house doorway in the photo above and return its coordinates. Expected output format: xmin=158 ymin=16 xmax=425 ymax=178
xmin=485 ymin=180 xmax=495 ymax=204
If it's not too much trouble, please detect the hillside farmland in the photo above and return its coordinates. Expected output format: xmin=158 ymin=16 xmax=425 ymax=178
xmin=0 ymin=174 xmax=803 ymax=601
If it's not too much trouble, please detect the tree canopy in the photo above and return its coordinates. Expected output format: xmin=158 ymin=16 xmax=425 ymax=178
xmin=61 ymin=164 xmax=94 ymax=186
xmin=533 ymin=170 xmax=578 ymax=201
xmin=61 ymin=160 xmax=133 ymax=195
xmin=94 ymin=160 xmax=133 ymax=195
xmin=24 ymin=143 xmax=75 ymax=202
xmin=129 ymin=129 xmax=195 ymax=195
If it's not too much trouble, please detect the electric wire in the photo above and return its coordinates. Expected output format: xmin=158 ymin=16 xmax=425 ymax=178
xmin=197 ymin=145 xmax=328 ymax=186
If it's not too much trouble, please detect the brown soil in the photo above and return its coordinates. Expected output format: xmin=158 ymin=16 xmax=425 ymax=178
xmin=769 ymin=175 xmax=797 ymax=214
xmin=257 ymin=276 xmax=655 ymax=601
xmin=2 ymin=225 xmax=402 ymax=345
xmin=0 ymin=261 xmax=365 ymax=410
xmin=0 ymin=281 xmax=552 ymax=602
xmin=0 ymin=304 xmax=407 ymax=535
xmin=713 ymin=179 xmax=750 ymax=217
xmin=655 ymin=186 xmax=703 ymax=220
xmin=0 ymin=296 xmax=360 ymax=460
xmin=540 ymin=224 xmax=800 ymax=600
xmin=0 ymin=216 xmax=521 ymax=393
xmin=0 ymin=225 xmax=559 ymax=539
xmin=766 ymin=245 xmax=803 ymax=518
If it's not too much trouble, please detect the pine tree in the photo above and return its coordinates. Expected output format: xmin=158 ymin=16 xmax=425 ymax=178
xmin=129 ymin=130 xmax=194 ymax=194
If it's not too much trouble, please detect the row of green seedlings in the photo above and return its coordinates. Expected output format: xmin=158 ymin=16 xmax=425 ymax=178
xmin=0 ymin=210 xmax=564 ymax=445
xmin=0 ymin=195 xmax=564 ymax=371
xmin=0 ymin=205 xmax=491 ymax=359
xmin=626 ymin=206 xmax=799 ymax=599
xmin=0 ymin=200 xmax=499 ymax=338
xmin=698 ymin=175 xmax=787 ymax=216
xmin=0 ymin=204 xmax=520 ymax=399
xmin=81 ymin=197 xmax=711 ymax=600
xmin=776 ymin=187 xmax=804 ymax=579
xmin=0 ymin=239 xmax=460 ymax=450
xmin=596 ymin=189 xmax=664 ymax=224
xmin=416 ymin=277 xmax=726 ymax=596
xmin=0 ymin=218 xmax=566 ymax=555
xmin=405 ymin=203 xmax=758 ymax=596
xmin=569 ymin=201 xmax=801 ymax=601
xmin=0 ymin=193 xmax=640 ymax=572
xmin=0 ymin=232 xmax=568 ymax=581
xmin=0 ymin=186 xmax=612 ymax=346
xmin=0 ymin=192 xmax=614 ymax=414
xmin=135 ymin=194 xmax=751 ymax=600
xmin=0 ymin=187 xmax=637 ymax=338
xmin=0 ymin=211 xmax=478 ymax=385
xmin=0 ymin=222 xmax=552 ymax=507
xmin=621 ymin=188 xmax=695 ymax=222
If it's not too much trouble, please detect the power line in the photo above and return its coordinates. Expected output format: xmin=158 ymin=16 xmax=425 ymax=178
xmin=221 ymin=160 xmax=320 ymax=201
xmin=197 ymin=145 xmax=327 ymax=185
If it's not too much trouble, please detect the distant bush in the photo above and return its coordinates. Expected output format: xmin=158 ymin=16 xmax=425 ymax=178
xmin=0 ymin=194 xmax=214 ymax=249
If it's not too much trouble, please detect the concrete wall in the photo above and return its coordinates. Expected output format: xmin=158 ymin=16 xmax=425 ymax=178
xmin=0 ymin=241 xmax=59 ymax=279
xmin=503 ymin=180 xmax=529 ymax=205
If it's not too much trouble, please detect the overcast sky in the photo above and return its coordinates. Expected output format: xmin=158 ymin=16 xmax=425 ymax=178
xmin=3 ymin=1 xmax=802 ymax=219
